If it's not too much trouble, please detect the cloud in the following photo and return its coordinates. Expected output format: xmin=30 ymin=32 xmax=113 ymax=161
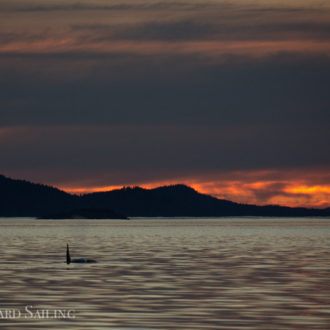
xmin=185 ymin=171 xmax=330 ymax=207
xmin=3 ymin=1 xmax=330 ymax=15
xmin=0 ymin=123 xmax=329 ymax=184
xmin=2 ymin=0 xmax=330 ymax=57
xmin=1 ymin=1 xmax=209 ymax=13
xmin=1 ymin=130 xmax=329 ymax=207
xmin=75 ymin=21 xmax=218 ymax=42
xmin=73 ymin=21 xmax=330 ymax=42
xmin=0 ymin=0 xmax=329 ymax=208
xmin=1 ymin=52 xmax=329 ymax=128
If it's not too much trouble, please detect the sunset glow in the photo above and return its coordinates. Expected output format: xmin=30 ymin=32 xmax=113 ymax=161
xmin=1 ymin=1 xmax=330 ymax=328
xmin=1 ymin=0 xmax=329 ymax=210
xmin=60 ymin=170 xmax=330 ymax=208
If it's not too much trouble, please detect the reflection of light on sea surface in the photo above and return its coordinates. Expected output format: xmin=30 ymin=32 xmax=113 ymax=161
xmin=0 ymin=218 xmax=329 ymax=328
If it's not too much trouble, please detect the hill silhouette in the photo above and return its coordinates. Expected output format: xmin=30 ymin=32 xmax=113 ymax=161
xmin=0 ymin=174 xmax=329 ymax=218
xmin=80 ymin=184 xmax=330 ymax=217
xmin=0 ymin=174 xmax=78 ymax=217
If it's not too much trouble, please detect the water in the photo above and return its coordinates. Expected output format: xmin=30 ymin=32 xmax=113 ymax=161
xmin=0 ymin=217 xmax=329 ymax=329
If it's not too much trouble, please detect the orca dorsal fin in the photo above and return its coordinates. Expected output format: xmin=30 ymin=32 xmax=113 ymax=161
xmin=66 ymin=243 xmax=71 ymax=264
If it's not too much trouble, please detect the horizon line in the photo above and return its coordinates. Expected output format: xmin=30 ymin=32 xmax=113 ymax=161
xmin=1 ymin=173 xmax=330 ymax=210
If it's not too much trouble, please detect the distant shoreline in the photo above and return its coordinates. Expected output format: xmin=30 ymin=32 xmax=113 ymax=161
xmin=1 ymin=174 xmax=330 ymax=218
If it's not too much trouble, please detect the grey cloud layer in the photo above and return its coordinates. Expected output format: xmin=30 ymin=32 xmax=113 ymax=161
xmin=0 ymin=50 xmax=329 ymax=185
xmin=0 ymin=122 xmax=329 ymax=187
xmin=2 ymin=20 xmax=330 ymax=46
xmin=2 ymin=1 xmax=329 ymax=13
xmin=1 ymin=0 xmax=329 ymax=187
xmin=1 ymin=1 xmax=209 ymax=12
xmin=1 ymin=53 xmax=329 ymax=127
xmin=72 ymin=21 xmax=330 ymax=42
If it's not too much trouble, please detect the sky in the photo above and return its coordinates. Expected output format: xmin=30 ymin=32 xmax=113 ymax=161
xmin=0 ymin=0 xmax=330 ymax=207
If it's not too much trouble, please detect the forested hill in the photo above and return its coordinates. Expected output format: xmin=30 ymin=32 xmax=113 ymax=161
xmin=80 ymin=184 xmax=330 ymax=217
xmin=1 ymin=174 xmax=329 ymax=218
xmin=0 ymin=174 xmax=78 ymax=217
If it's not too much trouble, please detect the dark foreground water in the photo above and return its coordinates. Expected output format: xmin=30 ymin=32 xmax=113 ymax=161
xmin=0 ymin=218 xmax=329 ymax=329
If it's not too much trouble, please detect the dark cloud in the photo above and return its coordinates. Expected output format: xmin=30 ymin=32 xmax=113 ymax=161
xmin=69 ymin=21 xmax=330 ymax=42
xmin=0 ymin=0 xmax=329 ymax=202
xmin=2 ymin=50 xmax=329 ymax=187
xmin=74 ymin=21 xmax=218 ymax=42
xmin=1 ymin=1 xmax=209 ymax=13
xmin=3 ymin=19 xmax=329 ymax=55
xmin=1 ymin=52 xmax=329 ymax=128
xmin=248 ymin=183 xmax=307 ymax=203
xmin=0 ymin=122 xmax=329 ymax=188
xmin=146 ymin=21 xmax=330 ymax=41
xmin=241 ymin=6 xmax=328 ymax=14
xmin=3 ymin=1 xmax=329 ymax=15
xmin=0 ymin=31 xmax=53 ymax=45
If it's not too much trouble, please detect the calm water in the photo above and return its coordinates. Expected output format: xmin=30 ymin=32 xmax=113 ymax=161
xmin=0 ymin=217 xmax=329 ymax=329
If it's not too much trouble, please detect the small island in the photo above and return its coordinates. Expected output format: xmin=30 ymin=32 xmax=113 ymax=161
xmin=38 ymin=208 xmax=129 ymax=220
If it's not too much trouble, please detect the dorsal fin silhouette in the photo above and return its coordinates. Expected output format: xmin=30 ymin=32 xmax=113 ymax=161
xmin=65 ymin=244 xmax=97 ymax=264
xmin=66 ymin=243 xmax=71 ymax=264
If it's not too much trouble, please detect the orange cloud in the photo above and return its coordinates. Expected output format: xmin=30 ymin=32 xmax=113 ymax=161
xmin=285 ymin=185 xmax=330 ymax=194
xmin=193 ymin=181 xmax=330 ymax=208
xmin=1 ymin=38 xmax=330 ymax=57
xmin=63 ymin=185 xmax=123 ymax=194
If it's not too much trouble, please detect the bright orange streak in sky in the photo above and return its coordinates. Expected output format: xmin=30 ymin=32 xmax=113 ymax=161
xmin=285 ymin=185 xmax=330 ymax=194
xmin=62 ymin=185 xmax=123 ymax=194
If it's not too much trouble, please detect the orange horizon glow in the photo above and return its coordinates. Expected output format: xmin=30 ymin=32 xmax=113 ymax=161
xmin=60 ymin=178 xmax=330 ymax=209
